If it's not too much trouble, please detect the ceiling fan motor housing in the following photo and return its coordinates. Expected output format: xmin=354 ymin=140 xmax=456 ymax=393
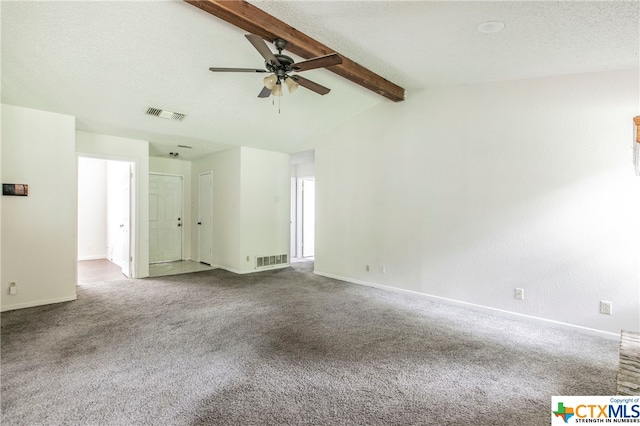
xmin=267 ymin=54 xmax=296 ymax=77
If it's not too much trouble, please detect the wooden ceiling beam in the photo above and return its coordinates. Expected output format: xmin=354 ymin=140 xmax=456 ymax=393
xmin=184 ymin=0 xmax=405 ymax=102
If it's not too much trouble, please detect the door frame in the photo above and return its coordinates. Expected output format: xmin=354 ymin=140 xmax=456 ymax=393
xmin=120 ymin=162 xmax=132 ymax=277
xmin=290 ymin=177 xmax=297 ymax=258
xmin=76 ymin=154 xmax=137 ymax=279
xmin=149 ymin=173 xmax=184 ymax=264
xmin=300 ymin=177 xmax=315 ymax=258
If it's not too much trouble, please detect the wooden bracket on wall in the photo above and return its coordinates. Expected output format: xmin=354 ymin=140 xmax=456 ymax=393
xmin=184 ymin=0 xmax=406 ymax=102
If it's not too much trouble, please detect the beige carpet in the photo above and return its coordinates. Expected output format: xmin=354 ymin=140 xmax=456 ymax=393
xmin=1 ymin=262 xmax=618 ymax=425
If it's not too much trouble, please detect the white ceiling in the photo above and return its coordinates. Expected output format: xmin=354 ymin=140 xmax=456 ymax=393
xmin=2 ymin=1 xmax=638 ymax=160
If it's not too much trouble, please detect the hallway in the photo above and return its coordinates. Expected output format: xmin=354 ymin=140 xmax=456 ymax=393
xmin=78 ymin=259 xmax=215 ymax=283
xmin=77 ymin=259 xmax=126 ymax=284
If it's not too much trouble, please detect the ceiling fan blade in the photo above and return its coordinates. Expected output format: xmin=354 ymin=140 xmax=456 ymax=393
xmin=245 ymin=34 xmax=281 ymax=67
xmin=209 ymin=67 xmax=267 ymax=73
xmin=291 ymin=53 xmax=342 ymax=72
xmin=258 ymin=86 xmax=272 ymax=98
xmin=290 ymin=75 xmax=330 ymax=95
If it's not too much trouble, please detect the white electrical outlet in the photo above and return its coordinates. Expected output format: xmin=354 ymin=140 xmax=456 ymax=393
xmin=9 ymin=282 xmax=17 ymax=295
xmin=381 ymin=265 xmax=386 ymax=274
xmin=600 ymin=300 xmax=612 ymax=315
xmin=515 ymin=288 xmax=524 ymax=300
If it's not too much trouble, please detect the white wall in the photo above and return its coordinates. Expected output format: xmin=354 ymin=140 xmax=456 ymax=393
xmin=1 ymin=105 xmax=77 ymax=311
xmin=292 ymin=162 xmax=315 ymax=178
xmin=150 ymin=157 xmax=192 ymax=260
xmin=313 ymin=68 xmax=640 ymax=335
xmin=240 ymin=147 xmax=291 ymax=268
xmin=191 ymin=147 xmax=290 ymax=274
xmin=76 ymin=131 xmax=149 ymax=278
xmin=77 ymin=157 xmax=107 ymax=260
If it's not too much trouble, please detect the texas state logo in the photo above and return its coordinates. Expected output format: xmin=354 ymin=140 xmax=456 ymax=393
xmin=551 ymin=396 xmax=640 ymax=425
xmin=553 ymin=401 xmax=575 ymax=423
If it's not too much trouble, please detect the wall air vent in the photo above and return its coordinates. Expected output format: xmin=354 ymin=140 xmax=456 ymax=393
xmin=256 ymin=254 xmax=288 ymax=269
xmin=145 ymin=107 xmax=186 ymax=122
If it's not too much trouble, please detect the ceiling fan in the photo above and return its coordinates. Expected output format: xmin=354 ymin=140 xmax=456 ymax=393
xmin=209 ymin=34 xmax=342 ymax=98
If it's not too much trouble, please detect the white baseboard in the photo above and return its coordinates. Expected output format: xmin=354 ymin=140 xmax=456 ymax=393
xmin=211 ymin=263 xmax=289 ymax=275
xmin=253 ymin=264 xmax=290 ymax=273
xmin=77 ymin=255 xmax=107 ymax=261
xmin=313 ymin=270 xmax=619 ymax=340
xmin=210 ymin=263 xmax=242 ymax=274
xmin=1 ymin=295 xmax=78 ymax=312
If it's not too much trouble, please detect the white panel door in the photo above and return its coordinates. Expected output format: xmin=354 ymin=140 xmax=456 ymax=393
xmin=198 ymin=172 xmax=213 ymax=265
xmin=302 ymin=178 xmax=315 ymax=258
xmin=107 ymin=161 xmax=133 ymax=276
xmin=149 ymin=174 xmax=183 ymax=263
xmin=121 ymin=163 xmax=132 ymax=277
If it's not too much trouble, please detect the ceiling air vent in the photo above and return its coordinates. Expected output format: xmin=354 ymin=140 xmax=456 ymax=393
xmin=145 ymin=107 xmax=186 ymax=122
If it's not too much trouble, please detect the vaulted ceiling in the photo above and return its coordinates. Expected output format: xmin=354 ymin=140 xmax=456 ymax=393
xmin=2 ymin=1 xmax=638 ymax=160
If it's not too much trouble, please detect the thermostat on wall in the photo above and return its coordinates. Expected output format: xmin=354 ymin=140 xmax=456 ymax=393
xmin=2 ymin=184 xmax=28 ymax=196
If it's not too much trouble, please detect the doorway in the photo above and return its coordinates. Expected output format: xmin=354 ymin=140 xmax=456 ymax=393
xmin=291 ymin=177 xmax=315 ymax=259
xmin=301 ymin=178 xmax=315 ymax=258
xmin=77 ymin=156 xmax=134 ymax=281
xmin=149 ymin=173 xmax=183 ymax=263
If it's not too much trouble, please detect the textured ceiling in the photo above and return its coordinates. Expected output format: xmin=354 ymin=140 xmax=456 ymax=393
xmin=254 ymin=1 xmax=639 ymax=90
xmin=2 ymin=1 xmax=638 ymax=160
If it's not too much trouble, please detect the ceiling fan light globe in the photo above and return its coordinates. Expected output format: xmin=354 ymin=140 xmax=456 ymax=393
xmin=263 ymin=74 xmax=277 ymax=90
xmin=286 ymin=78 xmax=299 ymax=94
xmin=273 ymin=83 xmax=283 ymax=97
